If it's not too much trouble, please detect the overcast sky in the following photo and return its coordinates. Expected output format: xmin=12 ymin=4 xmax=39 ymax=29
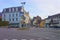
xmin=0 ymin=0 xmax=60 ymax=19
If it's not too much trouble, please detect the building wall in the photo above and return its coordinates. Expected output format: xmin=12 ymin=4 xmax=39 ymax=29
xmin=24 ymin=13 xmax=30 ymax=24
xmin=44 ymin=14 xmax=60 ymax=28
xmin=0 ymin=13 xmax=2 ymax=21
xmin=2 ymin=6 xmax=30 ymax=27
xmin=39 ymin=20 xmax=45 ymax=28
xmin=2 ymin=12 xmax=23 ymax=23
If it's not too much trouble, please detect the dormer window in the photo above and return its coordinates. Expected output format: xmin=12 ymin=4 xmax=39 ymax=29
xmin=13 ymin=8 xmax=14 ymax=12
xmin=9 ymin=8 xmax=11 ymax=12
xmin=16 ymin=8 xmax=18 ymax=11
xmin=6 ymin=8 xmax=9 ymax=12
xmin=3 ymin=9 xmax=6 ymax=12
xmin=4 ymin=9 xmax=6 ymax=12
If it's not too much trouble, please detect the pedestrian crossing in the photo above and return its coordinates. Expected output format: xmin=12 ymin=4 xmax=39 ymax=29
xmin=3 ymin=39 xmax=35 ymax=40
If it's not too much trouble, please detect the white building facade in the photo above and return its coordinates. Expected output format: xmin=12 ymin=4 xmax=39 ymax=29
xmin=2 ymin=6 xmax=29 ymax=28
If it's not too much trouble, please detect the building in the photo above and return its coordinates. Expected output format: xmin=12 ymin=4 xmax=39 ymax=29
xmin=0 ymin=12 xmax=2 ymax=21
xmin=39 ymin=20 xmax=45 ymax=28
xmin=33 ymin=17 xmax=37 ymax=27
xmin=24 ymin=12 xmax=30 ymax=27
xmin=32 ymin=16 xmax=41 ymax=27
xmin=2 ymin=6 xmax=30 ymax=28
xmin=44 ymin=13 xmax=60 ymax=28
xmin=0 ymin=12 xmax=2 ymax=18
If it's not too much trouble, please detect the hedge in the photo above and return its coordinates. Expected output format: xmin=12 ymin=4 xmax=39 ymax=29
xmin=0 ymin=21 xmax=9 ymax=26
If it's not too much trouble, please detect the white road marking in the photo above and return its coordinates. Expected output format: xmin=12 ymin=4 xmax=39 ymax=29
xmin=38 ymin=38 xmax=43 ymax=40
xmin=21 ymin=39 xmax=27 ymax=40
xmin=30 ymin=39 xmax=34 ymax=40
xmin=45 ymin=37 xmax=50 ymax=39
xmin=12 ymin=39 xmax=18 ymax=40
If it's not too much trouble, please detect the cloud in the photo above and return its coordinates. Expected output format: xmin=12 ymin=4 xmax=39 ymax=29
xmin=0 ymin=0 xmax=60 ymax=19
xmin=28 ymin=0 xmax=60 ymax=19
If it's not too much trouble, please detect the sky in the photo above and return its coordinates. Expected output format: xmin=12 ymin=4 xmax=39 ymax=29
xmin=0 ymin=0 xmax=60 ymax=19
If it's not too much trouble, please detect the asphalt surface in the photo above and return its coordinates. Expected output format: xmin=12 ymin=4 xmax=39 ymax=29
xmin=0 ymin=28 xmax=60 ymax=40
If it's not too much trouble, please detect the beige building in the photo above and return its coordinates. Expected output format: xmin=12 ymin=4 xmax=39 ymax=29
xmin=24 ymin=12 xmax=30 ymax=24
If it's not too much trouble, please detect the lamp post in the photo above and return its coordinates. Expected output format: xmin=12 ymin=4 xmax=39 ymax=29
xmin=21 ymin=2 xmax=26 ymax=13
xmin=21 ymin=2 xmax=26 ymax=28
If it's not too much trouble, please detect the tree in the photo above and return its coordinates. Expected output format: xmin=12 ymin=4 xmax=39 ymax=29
xmin=0 ymin=18 xmax=2 ymax=21
xmin=32 ymin=16 xmax=42 ymax=27
xmin=39 ymin=20 xmax=45 ymax=28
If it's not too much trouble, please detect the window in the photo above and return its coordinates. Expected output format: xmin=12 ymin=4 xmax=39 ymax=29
xmin=12 ymin=18 xmax=14 ymax=21
xmin=9 ymin=8 xmax=11 ymax=12
xmin=9 ymin=14 xmax=11 ymax=17
xmin=13 ymin=8 xmax=14 ymax=12
xmin=58 ymin=16 xmax=60 ymax=18
xmin=19 ymin=13 xmax=21 ymax=16
xmin=18 ymin=7 xmax=21 ymax=11
xmin=4 ymin=14 xmax=5 ymax=17
xmin=4 ymin=9 xmax=6 ymax=12
xmin=11 ymin=8 xmax=12 ymax=12
xmin=16 ymin=8 xmax=18 ymax=11
xmin=13 ymin=14 xmax=14 ymax=17
xmin=16 ymin=13 xmax=18 ymax=16
xmin=6 ymin=8 xmax=9 ymax=12
xmin=16 ymin=18 xmax=18 ymax=21
xmin=9 ymin=19 xmax=11 ymax=21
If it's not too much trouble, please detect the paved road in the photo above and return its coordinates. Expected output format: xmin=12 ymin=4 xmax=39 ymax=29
xmin=0 ymin=28 xmax=60 ymax=40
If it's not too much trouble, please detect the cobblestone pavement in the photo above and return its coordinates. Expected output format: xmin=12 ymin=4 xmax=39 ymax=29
xmin=0 ymin=28 xmax=60 ymax=40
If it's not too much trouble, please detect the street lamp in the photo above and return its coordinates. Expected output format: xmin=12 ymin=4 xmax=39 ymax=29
xmin=21 ymin=2 xmax=26 ymax=28
xmin=21 ymin=2 xmax=26 ymax=13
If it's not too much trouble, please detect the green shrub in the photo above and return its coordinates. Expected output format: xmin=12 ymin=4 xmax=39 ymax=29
xmin=18 ymin=28 xmax=29 ymax=30
xmin=0 ymin=21 xmax=9 ymax=26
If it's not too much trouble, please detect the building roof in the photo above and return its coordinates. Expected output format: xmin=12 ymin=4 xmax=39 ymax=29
xmin=45 ymin=13 xmax=60 ymax=20
xmin=48 ymin=13 xmax=60 ymax=18
xmin=2 ymin=6 xmax=23 ymax=13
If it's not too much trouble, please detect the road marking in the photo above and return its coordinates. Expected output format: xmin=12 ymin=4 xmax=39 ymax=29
xmin=38 ymin=38 xmax=43 ymax=40
xmin=45 ymin=37 xmax=50 ymax=39
xmin=30 ymin=39 xmax=34 ymax=40
xmin=12 ymin=39 xmax=18 ymax=40
xmin=21 ymin=39 xmax=27 ymax=40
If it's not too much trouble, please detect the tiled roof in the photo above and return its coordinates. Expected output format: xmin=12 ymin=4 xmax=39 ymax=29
xmin=2 ymin=6 xmax=22 ymax=13
xmin=48 ymin=13 xmax=60 ymax=18
xmin=45 ymin=13 xmax=60 ymax=20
